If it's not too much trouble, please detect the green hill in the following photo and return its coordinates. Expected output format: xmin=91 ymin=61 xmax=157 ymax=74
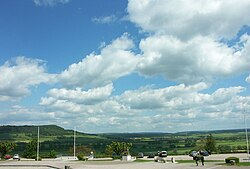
xmin=0 ymin=125 xmax=101 ymax=142
xmin=0 ymin=125 xmax=65 ymax=140
xmin=0 ymin=125 xmax=249 ymax=157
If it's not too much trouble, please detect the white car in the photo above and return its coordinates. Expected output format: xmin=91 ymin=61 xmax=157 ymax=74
xmin=13 ymin=154 xmax=20 ymax=160
xmin=159 ymin=151 xmax=167 ymax=157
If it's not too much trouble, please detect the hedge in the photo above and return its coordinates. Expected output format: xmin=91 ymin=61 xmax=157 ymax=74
xmin=225 ymin=157 xmax=239 ymax=165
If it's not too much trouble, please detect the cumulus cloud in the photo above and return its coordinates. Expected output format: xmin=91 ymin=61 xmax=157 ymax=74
xmin=33 ymin=0 xmax=70 ymax=6
xmin=86 ymin=117 xmax=100 ymax=124
xmin=58 ymin=33 xmax=138 ymax=88
xmin=126 ymin=0 xmax=250 ymax=85
xmin=0 ymin=57 xmax=55 ymax=101
xmin=137 ymin=34 xmax=250 ymax=84
xmin=246 ymin=75 xmax=250 ymax=83
xmin=0 ymin=105 xmax=55 ymax=125
xmin=116 ymin=82 xmax=208 ymax=110
xmin=127 ymin=0 xmax=250 ymax=39
xmin=41 ymin=83 xmax=113 ymax=105
xmin=115 ymin=83 xmax=245 ymax=113
xmin=38 ymin=82 xmax=250 ymax=132
xmin=92 ymin=15 xmax=118 ymax=24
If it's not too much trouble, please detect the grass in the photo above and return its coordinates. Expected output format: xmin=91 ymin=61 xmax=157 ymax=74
xmin=218 ymin=162 xmax=250 ymax=166
xmin=175 ymin=160 xmax=194 ymax=163
xmin=238 ymin=162 xmax=250 ymax=166
xmin=176 ymin=160 xmax=224 ymax=163
xmin=134 ymin=159 xmax=152 ymax=162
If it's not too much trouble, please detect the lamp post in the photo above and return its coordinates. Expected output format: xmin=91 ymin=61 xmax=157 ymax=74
xmin=74 ymin=127 xmax=76 ymax=160
xmin=37 ymin=126 xmax=40 ymax=161
xmin=244 ymin=111 xmax=249 ymax=160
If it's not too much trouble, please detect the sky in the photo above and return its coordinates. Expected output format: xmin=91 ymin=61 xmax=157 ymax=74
xmin=0 ymin=0 xmax=250 ymax=133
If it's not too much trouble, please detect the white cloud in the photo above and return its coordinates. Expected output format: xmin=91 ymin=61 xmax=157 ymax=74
xmin=0 ymin=105 xmax=55 ymax=125
xmin=41 ymin=98 xmax=83 ymax=113
xmin=86 ymin=117 xmax=100 ymax=124
xmin=137 ymin=34 xmax=250 ymax=84
xmin=33 ymin=0 xmax=70 ymax=6
xmin=246 ymin=75 xmax=250 ymax=83
xmin=0 ymin=57 xmax=55 ymax=101
xmin=127 ymin=0 xmax=250 ymax=85
xmin=58 ymin=33 xmax=138 ymax=88
xmin=92 ymin=15 xmax=118 ymax=24
xmin=128 ymin=0 xmax=250 ymax=39
xmin=116 ymin=82 xmax=208 ymax=110
xmin=207 ymin=86 xmax=245 ymax=105
xmin=38 ymin=78 xmax=250 ymax=132
xmin=41 ymin=83 xmax=113 ymax=105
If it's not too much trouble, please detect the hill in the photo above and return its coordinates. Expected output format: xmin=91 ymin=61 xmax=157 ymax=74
xmin=0 ymin=125 xmax=249 ymax=156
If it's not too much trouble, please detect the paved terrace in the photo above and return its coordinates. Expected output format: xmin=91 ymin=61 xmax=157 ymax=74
xmin=0 ymin=153 xmax=249 ymax=169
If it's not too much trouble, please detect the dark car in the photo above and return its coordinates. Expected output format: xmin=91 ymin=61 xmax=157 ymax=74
xmin=147 ymin=153 xmax=155 ymax=158
xmin=200 ymin=150 xmax=209 ymax=156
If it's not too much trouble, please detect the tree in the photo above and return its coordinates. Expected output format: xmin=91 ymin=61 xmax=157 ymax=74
xmin=204 ymin=134 xmax=216 ymax=154
xmin=68 ymin=145 xmax=92 ymax=156
xmin=0 ymin=142 xmax=16 ymax=158
xmin=217 ymin=145 xmax=231 ymax=153
xmin=23 ymin=139 xmax=37 ymax=158
xmin=48 ymin=150 xmax=57 ymax=158
xmin=105 ymin=142 xmax=132 ymax=156
xmin=184 ymin=138 xmax=196 ymax=147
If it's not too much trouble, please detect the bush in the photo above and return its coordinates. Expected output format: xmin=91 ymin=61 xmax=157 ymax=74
xmin=48 ymin=150 xmax=57 ymax=158
xmin=225 ymin=157 xmax=239 ymax=165
xmin=35 ymin=157 xmax=42 ymax=161
xmin=112 ymin=155 xmax=121 ymax=160
xmin=77 ymin=154 xmax=88 ymax=161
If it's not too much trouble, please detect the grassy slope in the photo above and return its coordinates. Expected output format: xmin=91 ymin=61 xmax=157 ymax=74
xmin=0 ymin=125 xmax=105 ymax=142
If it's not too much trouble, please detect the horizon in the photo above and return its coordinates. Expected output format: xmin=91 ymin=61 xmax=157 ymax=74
xmin=0 ymin=124 xmax=249 ymax=135
xmin=0 ymin=0 xmax=250 ymax=133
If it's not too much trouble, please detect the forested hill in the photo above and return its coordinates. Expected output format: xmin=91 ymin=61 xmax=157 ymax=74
xmin=0 ymin=125 xmax=98 ymax=142
xmin=0 ymin=125 xmax=67 ymax=136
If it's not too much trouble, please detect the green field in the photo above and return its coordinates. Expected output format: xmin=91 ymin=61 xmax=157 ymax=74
xmin=0 ymin=125 xmax=249 ymax=157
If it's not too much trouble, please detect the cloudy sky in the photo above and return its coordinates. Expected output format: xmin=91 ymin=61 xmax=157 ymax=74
xmin=0 ymin=0 xmax=250 ymax=133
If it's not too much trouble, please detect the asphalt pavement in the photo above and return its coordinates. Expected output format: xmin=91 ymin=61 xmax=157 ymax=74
xmin=0 ymin=153 xmax=249 ymax=169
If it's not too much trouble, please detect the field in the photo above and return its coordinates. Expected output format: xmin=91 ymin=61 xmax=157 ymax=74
xmin=0 ymin=125 xmax=249 ymax=157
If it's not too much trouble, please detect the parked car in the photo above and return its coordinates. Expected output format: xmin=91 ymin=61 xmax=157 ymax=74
xmin=137 ymin=152 xmax=144 ymax=158
xmin=13 ymin=154 xmax=20 ymax=160
xmin=189 ymin=151 xmax=198 ymax=157
xmin=4 ymin=154 xmax=11 ymax=159
xmin=158 ymin=151 xmax=167 ymax=157
xmin=147 ymin=153 xmax=155 ymax=158
xmin=200 ymin=150 xmax=209 ymax=156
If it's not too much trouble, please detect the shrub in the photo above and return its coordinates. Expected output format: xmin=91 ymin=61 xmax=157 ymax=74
xmin=112 ymin=155 xmax=121 ymax=160
xmin=77 ymin=154 xmax=88 ymax=161
xmin=225 ymin=157 xmax=239 ymax=165
xmin=35 ymin=157 xmax=42 ymax=161
xmin=48 ymin=150 xmax=57 ymax=158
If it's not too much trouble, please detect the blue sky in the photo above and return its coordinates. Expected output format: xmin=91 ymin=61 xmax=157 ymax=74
xmin=0 ymin=0 xmax=250 ymax=133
